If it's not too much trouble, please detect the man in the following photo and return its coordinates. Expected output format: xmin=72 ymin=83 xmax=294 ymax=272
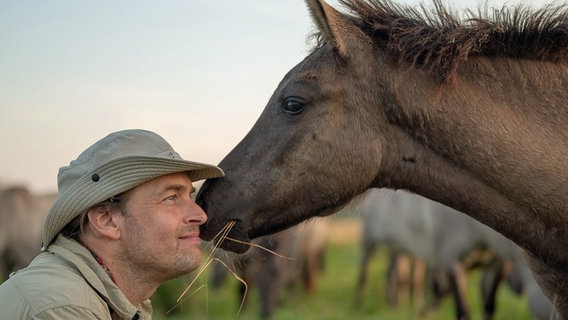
xmin=0 ymin=129 xmax=224 ymax=319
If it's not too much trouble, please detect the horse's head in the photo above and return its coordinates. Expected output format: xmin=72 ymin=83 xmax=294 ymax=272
xmin=197 ymin=0 xmax=392 ymax=253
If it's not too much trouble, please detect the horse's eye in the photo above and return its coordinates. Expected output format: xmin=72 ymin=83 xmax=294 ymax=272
xmin=282 ymin=97 xmax=306 ymax=115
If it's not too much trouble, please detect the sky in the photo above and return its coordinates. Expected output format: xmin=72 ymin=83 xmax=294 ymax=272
xmin=0 ymin=0 xmax=551 ymax=193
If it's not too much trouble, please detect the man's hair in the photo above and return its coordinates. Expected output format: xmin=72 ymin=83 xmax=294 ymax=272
xmin=61 ymin=192 xmax=128 ymax=241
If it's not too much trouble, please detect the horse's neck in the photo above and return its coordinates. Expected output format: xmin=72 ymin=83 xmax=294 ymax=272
xmin=378 ymin=58 xmax=568 ymax=265
xmin=379 ymin=123 xmax=568 ymax=267
xmin=459 ymin=57 xmax=568 ymax=128
xmin=388 ymin=58 xmax=567 ymax=215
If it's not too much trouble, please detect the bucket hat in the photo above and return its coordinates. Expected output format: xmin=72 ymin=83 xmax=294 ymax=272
xmin=42 ymin=129 xmax=224 ymax=248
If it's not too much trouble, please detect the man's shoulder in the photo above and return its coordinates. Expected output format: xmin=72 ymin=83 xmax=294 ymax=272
xmin=11 ymin=251 xmax=86 ymax=288
xmin=0 ymin=252 xmax=110 ymax=318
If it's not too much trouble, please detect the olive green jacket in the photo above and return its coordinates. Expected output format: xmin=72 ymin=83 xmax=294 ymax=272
xmin=0 ymin=235 xmax=152 ymax=319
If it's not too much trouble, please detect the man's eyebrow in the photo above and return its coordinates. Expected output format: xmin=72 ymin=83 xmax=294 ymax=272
xmin=162 ymin=184 xmax=197 ymax=194
xmin=161 ymin=184 xmax=189 ymax=194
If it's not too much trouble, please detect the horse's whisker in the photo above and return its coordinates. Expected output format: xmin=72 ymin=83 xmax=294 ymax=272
xmin=211 ymin=220 xmax=237 ymax=244
xmin=176 ymin=220 xmax=236 ymax=303
xmin=166 ymin=284 xmax=206 ymax=314
xmin=225 ymin=236 xmax=296 ymax=260
xmin=213 ymin=257 xmax=248 ymax=317
xmin=171 ymin=220 xmax=295 ymax=318
xmin=549 ymin=294 xmax=558 ymax=320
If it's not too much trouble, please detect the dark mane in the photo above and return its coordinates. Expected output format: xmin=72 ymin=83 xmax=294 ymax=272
xmin=315 ymin=0 xmax=568 ymax=79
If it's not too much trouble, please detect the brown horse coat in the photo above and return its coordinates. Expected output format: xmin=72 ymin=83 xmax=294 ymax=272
xmin=197 ymin=0 xmax=568 ymax=318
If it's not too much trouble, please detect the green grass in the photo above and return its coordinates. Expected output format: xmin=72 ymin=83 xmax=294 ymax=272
xmin=152 ymin=241 xmax=534 ymax=320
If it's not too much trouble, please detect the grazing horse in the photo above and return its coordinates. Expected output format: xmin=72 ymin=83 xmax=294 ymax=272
xmin=353 ymin=188 xmax=551 ymax=319
xmin=196 ymin=0 xmax=568 ymax=318
xmin=482 ymin=251 xmax=561 ymax=320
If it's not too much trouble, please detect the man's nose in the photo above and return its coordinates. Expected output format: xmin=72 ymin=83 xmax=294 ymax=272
xmin=185 ymin=199 xmax=208 ymax=225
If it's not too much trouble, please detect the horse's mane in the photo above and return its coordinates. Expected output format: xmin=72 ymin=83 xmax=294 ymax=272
xmin=313 ymin=0 xmax=568 ymax=79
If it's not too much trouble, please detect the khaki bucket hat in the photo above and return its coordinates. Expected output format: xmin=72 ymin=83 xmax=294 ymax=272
xmin=42 ymin=129 xmax=224 ymax=249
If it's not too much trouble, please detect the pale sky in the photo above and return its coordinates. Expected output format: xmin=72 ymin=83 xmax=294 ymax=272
xmin=0 ymin=0 xmax=550 ymax=193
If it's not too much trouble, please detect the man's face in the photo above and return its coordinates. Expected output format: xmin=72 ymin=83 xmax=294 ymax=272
xmin=117 ymin=172 xmax=207 ymax=281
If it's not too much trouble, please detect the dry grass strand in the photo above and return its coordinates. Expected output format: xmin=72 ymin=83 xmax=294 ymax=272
xmin=169 ymin=220 xmax=297 ymax=317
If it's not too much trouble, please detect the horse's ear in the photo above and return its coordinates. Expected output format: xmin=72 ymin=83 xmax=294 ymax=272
xmin=306 ymin=0 xmax=371 ymax=59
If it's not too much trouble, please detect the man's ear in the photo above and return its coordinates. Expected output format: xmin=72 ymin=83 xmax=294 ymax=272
xmin=87 ymin=205 xmax=121 ymax=240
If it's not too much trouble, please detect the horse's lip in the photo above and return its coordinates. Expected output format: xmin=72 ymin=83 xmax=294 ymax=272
xmin=199 ymin=219 xmax=252 ymax=254
xmin=199 ymin=226 xmax=215 ymax=242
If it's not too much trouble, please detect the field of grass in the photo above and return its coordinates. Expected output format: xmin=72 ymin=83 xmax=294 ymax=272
xmin=152 ymin=219 xmax=535 ymax=320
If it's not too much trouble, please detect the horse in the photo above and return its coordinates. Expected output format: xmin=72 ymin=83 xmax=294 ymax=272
xmin=481 ymin=251 xmax=561 ymax=320
xmin=195 ymin=1 xmax=568 ymax=318
xmin=351 ymin=189 xmax=433 ymax=312
xmin=352 ymin=188 xmax=552 ymax=319
xmin=0 ymin=186 xmax=57 ymax=281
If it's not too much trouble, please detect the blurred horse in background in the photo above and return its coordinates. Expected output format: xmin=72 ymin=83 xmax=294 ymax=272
xmin=481 ymin=255 xmax=561 ymax=320
xmin=353 ymin=189 xmax=557 ymax=319
xmin=212 ymin=219 xmax=329 ymax=319
xmin=0 ymin=186 xmax=56 ymax=281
